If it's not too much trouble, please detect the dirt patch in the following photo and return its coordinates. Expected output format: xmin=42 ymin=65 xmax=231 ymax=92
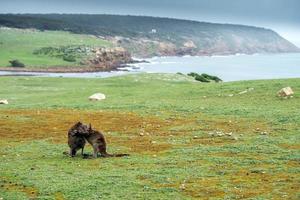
xmin=287 ymin=160 xmax=300 ymax=167
xmin=54 ymin=192 xmax=65 ymax=200
xmin=196 ymin=117 xmax=272 ymax=135
xmin=138 ymin=175 xmax=225 ymax=199
xmin=0 ymin=177 xmax=38 ymax=199
xmin=190 ymin=136 xmax=238 ymax=146
xmin=117 ymin=136 xmax=171 ymax=154
xmin=0 ymin=109 xmax=274 ymax=154
xmin=279 ymin=143 xmax=300 ymax=150
xmin=0 ymin=109 xmax=166 ymax=140
xmin=229 ymin=169 xmax=299 ymax=199
xmin=0 ymin=109 xmax=189 ymax=154
xmin=179 ymin=178 xmax=226 ymax=199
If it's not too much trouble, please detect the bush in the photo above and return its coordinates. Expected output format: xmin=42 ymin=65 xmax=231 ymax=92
xmin=9 ymin=60 xmax=25 ymax=67
xmin=33 ymin=46 xmax=85 ymax=63
xmin=187 ymin=72 xmax=199 ymax=77
xmin=195 ymin=74 xmax=210 ymax=82
xmin=187 ymin=72 xmax=222 ymax=83
xmin=201 ymin=73 xmax=222 ymax=82
xmin=63 ymin=55 xmax=76 ymax=62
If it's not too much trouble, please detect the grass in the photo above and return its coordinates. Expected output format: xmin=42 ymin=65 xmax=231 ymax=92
xmin=0 ymin=28 xmax=112 ymax=68
xmin=0 ymin=73 xmax=299 ymax=199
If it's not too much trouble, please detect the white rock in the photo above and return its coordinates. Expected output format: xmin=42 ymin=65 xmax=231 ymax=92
xmin=238 ymin=88 xmax=254 ymax=95
xmin=226 ymin=132 xmax=233 ymax=136
xmin=88 ymin=93 xmax=106 ymax=101
xmin=0 ymin=99 xmax=8 ymax=105
xmin=179 ymin=183 xmax=186 ymax=190
xmin=233 ymin=136 xmax=238 ymax=140
xmin=208 ymin=132 xmax=215 ymax=136
xmin=238 ymin=90 xmax=248 ymax=95
xmin=277 ymin=87 xmax=294 ymax=97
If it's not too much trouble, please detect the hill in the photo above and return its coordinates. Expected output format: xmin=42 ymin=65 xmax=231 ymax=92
xmin=0 ymin=27 xmax=112 ymax=68
xmin=0 ymin=14 xmax=298 ymax=57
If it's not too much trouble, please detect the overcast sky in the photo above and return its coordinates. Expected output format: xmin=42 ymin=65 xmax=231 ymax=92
xmin=1 ymin=0 xmax=299 ymax=46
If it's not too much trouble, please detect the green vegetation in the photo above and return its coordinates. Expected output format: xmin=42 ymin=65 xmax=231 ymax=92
xmin=0 ymin=28 xmax=112 ymax=68
xmin=0 ymin=73 xmax=299 ymax=199
xmin=9 ymin=59 xmax=25 ymax=67
xmin=194 ymin=74 xmax=210 ymax=82
xmin=33 ymin=45 xmax=95 ymax=63
xmin=187 ymin=72 xmax=222 ymax=82
xmin=202 ymin=73 xmax=223 ymax=82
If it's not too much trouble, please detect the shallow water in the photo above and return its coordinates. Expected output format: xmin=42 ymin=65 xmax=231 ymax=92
xmin=1 ymin=53 xmax=300 ymax=81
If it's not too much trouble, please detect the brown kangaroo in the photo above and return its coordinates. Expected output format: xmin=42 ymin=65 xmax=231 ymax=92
xmin=84 ymin=124 xmax=129 ymax=158
xmin=66 ymin=122 xmax=88 ymax=157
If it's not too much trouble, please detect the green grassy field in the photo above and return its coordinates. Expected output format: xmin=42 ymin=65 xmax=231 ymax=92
xmin=0 ymin=28 xmax=112 ymax=68
xmin=0 ymin=74 xmax=299 ymax=199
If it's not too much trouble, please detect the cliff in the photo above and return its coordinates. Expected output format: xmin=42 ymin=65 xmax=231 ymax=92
xmin=86 ymin=47 xmax=133 ymax=70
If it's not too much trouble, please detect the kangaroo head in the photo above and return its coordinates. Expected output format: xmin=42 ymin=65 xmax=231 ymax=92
xmin=70 ymin=121 xmax=89 ymax=136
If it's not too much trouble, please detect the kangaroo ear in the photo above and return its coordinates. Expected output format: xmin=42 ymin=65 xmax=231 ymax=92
xmin=75 ymin=121 xmax=81 ymax=127
xmin=88 ymin=123 xmax=92 ymax=131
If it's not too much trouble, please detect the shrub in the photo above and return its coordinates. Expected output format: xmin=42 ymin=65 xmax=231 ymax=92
xmin=187 ymin=72 xmax=199 ymax=77
xmin=9 ymin=60 xmax=25 ymax=67
xmin=195 ymin=74 xmax=210 ymax=82
xmin=63 ymin=55 xmax=76 ymax=62
xmin=201 ymin=73 xmax=222 ymax=82
xmin=187 ymin=72 xmax=222 ymax=83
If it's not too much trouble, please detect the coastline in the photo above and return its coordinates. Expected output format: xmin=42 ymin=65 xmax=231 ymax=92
xmin=0 ymin=66 xmax=119 ymax=73
xmin=1 ymin=53 xmax=300 ymax=81
xmin=0 ymin=58 xmax=148 ymax=73
xmin=0 ymin=52 xmax=297 ymax=74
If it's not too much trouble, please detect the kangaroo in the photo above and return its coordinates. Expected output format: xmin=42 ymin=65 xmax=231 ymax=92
xmin=83 ymin=124 xmax=129 ymax=158
xmin=66 ymin=122 xmax=88 ymax=157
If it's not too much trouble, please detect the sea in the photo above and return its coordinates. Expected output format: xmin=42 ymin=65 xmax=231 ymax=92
xmin=1 ymin=53 xmax=300 ymax=82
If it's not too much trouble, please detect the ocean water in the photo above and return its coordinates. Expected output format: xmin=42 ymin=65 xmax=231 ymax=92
xmin=1 ymin=53 xmax=300 ymax=82
xmin=130 ymin=53 xmax=300 ymax=81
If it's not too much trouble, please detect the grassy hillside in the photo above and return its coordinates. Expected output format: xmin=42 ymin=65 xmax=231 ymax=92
xmin=0 ymin=27 xmax=112 ymax=68
xmin=0 ymin=74 xmax=299 ymax=199
xmin=0 ymin=14 xmax=298 ymax=57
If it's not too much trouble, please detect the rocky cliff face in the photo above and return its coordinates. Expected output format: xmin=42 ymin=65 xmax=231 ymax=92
xmin=113 ymin=30 xmax=299 ymax=58
xmin=85 ymin=47 xmax=133 ymax=70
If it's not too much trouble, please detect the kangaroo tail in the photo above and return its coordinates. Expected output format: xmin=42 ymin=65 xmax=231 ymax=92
xmin=111 ymin=153 xmax=130 ymax=157
xmin=102 ymin=153 xmax=129 ymax=157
